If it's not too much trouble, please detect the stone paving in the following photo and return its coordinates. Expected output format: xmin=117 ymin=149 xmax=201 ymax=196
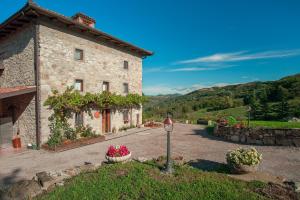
xmin=0 ymin=123 xmax=300 ymax=188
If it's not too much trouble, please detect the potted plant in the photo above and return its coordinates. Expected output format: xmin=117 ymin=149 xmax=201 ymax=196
xmin=105 ymin=145 xmax=131 ymax=163
xmin=226 ymin=147 xmax=262 ymax=174
xmin=12 ymin=132 xmax=21 ymax=148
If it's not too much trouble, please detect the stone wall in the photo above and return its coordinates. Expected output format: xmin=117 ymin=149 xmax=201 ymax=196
xmin=38 ymin=20 xmax=143 ymax=143
xmin=0 ymin=24 xmax=37 ymax=146
xmin=214 ymin=126 xmax=300 ymax=147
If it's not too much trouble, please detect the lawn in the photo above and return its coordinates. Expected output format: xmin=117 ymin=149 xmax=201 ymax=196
xmin=36 ymin=161 xmax=268 ymax=200
xmin=250 ymin=121 xmax=300 ymax=128
xmin=187 ymin=106 xmax=248 ymax=122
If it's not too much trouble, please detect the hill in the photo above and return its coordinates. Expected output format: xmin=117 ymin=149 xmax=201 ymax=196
xmin=143 ymin=73 xmax=300 ymax=122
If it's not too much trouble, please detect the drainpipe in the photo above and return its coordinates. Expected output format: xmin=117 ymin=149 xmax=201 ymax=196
xmin=34 ymin=21 xmax=41 ymax=149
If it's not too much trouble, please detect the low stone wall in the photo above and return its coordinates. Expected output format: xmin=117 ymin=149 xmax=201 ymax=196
xmin=213 ymin=126 xmax=300 ymax=147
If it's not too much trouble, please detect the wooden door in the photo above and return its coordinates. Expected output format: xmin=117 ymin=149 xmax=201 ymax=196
xmin=102 ymin=109 xmax=111 ymax=133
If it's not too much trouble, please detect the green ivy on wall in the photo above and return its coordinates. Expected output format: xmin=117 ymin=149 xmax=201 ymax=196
xmin=43 ymin=87 xmax=147 ymax=147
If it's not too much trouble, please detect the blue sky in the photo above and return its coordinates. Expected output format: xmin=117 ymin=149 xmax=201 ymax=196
xmin=1 ymin=0 xmax=300 ymax=95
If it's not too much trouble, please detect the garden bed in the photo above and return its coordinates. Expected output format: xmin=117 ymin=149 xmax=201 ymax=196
xmin=144 ymin=121 xmax=163 ymax=128
xmin=42 ymin=135 xmax=105 ymax=152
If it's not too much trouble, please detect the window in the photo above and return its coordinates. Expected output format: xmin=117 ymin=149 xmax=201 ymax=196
xmin=123 ymin=83 xmax=129 ymax=94
xmin=103 ymin=81 xmax=109 ymax=92
xmin=123 ymin=110 xmax=129 ymax=124
xmin=74 ymin=79 xmax=83 ymax=91
xmin=74 ymin=48 xmax=84 ymax=60
xmin=75 ymin=112 xmax=84 ymax=127
xmin=123 ymin=60 xmax=128 ymax=70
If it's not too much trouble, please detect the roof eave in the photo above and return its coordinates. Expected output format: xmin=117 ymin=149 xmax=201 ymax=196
xmin=0 ymin=2 xmax=153 ymax=57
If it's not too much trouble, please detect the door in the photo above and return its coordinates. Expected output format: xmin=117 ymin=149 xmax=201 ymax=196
xmin=0 ymin=117 xmax=13 ymax=149
xmin=102 ymin=109 xmax=111 ymax=133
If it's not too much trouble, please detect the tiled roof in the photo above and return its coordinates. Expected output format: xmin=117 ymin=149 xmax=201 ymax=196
xmin=0 ymin=86 xmax=36 ymax=99
xmin=0 ymin=2 xmax=153 ymax=57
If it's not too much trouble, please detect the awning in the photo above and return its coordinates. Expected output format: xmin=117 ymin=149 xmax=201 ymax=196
xmin=0 ymin=86 xmax=36 ymax=99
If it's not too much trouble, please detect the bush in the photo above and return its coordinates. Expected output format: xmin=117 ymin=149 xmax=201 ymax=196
xmin=76 ymin=125 xmax=96 ymax=138
xmin=227 ymin=116 xmax=237 ymax=126
xmin=119 ymin=124 xmax=136 ymax=131
xmin=226 ymin=147 xmax=262 ymax=166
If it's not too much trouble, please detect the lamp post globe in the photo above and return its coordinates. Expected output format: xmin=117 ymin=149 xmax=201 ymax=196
xmin=163 ymin=114 xmax=174 ymax=174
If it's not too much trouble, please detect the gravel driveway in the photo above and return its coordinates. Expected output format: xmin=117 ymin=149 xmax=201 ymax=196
xmin=1 ymin=123 xmax=299 ymax=188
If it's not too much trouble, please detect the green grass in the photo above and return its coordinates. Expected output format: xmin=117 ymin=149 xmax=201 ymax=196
xmin=250 ymin=121 xmax=300 ymax=128
xmin=36 ymin=161 xmax=267 ymax=200
xmin=188 ymin=106 xmax=248 ymax=121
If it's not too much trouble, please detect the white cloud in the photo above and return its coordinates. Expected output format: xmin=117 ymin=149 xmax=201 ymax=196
xmin=143 ymin=67 xmax=164 ymax=73
xmin=143 ymin=83 xmax=238 ymax=95
xmin=177 ymin=49 xmax=300 ymax=64
xmin=169 ymin=67 xmax=212 ymax=72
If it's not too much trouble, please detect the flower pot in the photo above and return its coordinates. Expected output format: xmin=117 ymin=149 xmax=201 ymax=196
xmin=106 ymin=152 xmax=131 ymax=163
xmin=12 ymin=137 xmax=21 ymax=148
xmin=231 ymin=164 xmax=258 ymax=174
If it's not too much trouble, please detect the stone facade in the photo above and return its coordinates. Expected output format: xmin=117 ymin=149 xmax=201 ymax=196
xmin=214 ymin=126 xmax=300 ymax=147
xmin=0 ymin=24 xmax=37 ymax=146
xmin=38 ymin=21 xmax=143 ymax=143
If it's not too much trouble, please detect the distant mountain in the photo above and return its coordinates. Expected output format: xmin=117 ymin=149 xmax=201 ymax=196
xmin=143 ymin=73 xmax=300 ymax=122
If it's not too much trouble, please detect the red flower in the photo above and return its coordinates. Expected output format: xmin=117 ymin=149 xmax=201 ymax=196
xmin=106 ymin=145 xmax=130 ymax=157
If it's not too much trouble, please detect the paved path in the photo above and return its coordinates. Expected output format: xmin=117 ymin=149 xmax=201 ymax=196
xmin=1 ymin=124 xmax=300 ymax=188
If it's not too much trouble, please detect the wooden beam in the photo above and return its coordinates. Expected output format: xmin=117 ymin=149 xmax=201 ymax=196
xmin=4 ymin=27 xmax=16 ymax=31
xmin=9 ymin=23 xmax=23 ymax=27
xmin=0 ymin=31 xmax=10 ymax=34
xmin=16 ymin=18 xmax=31 ymax=23
xmin=27 ymin=9 xmax=40 ymax=17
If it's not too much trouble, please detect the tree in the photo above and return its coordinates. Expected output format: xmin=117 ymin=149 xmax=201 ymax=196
xmin=274 ymin=100 xmax=290 ymax=119
xmin=276 ymin=86 xmax=289 ymax=101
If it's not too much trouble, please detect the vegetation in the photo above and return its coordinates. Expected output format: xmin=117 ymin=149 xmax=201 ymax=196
xmin=249 ymin=121 xmax=300 ymax=128
xmin=226 ymin=148 xmax=262 ymax=167
xmin=143 ymin=74 xmax=300 ymax=123
xmin=36 ymin=161 xmax=267 ymax=200
xmin=44 ymin=87 xmax=147 ymax=147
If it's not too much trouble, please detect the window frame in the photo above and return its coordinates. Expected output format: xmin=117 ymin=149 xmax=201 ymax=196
xmin=123 ymin=110 xmax=129 ymax=124
xmin=74 ymin=48 xmax=84 ymax=61
xmin=123 ymin=60 xmax=129 ymax=70
xmin=75 ymin=79 xmax=84 ymax=92
xmin=75 ymin=112 xmax=84 ymax=127
xmin=103 ymin=81 xmax=110 ymax=92
xmin=123 ymin=83 xmax=129 ymax=94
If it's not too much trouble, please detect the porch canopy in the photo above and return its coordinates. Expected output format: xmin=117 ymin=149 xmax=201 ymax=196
xmin=0 ymin=86 xmax=36 ymax=99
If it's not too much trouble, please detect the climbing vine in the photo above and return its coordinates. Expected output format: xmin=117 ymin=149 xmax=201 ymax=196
xmin=43 ymin=87 xmax=147 ymax=147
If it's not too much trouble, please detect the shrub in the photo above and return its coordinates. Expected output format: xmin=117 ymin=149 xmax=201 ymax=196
xmin=226 ymin=147 xmax=262 ymax=166
xmin=227 ymin=116 xmax=237 ymax=126
xmin=76 ymin=125 xmax=96 ymax=138
xmin=119 ymin=124 xmax=136 ymax=131
xmin=64 ymin=126 xmax=77 ymax=140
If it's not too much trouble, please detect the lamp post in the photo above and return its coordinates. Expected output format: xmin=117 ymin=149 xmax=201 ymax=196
xmin=163 ymin=113 xmax=174 ymax=174
xmin=247 ymin=106 xmax=251 ymax=127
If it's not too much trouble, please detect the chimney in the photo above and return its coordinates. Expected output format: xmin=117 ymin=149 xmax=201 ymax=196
xmin=72 ymin=13 xmax=96 ymax=28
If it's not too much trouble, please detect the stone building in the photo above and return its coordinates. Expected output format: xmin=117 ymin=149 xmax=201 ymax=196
xmin=0 ymin=1 xmax=152 ymax=149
